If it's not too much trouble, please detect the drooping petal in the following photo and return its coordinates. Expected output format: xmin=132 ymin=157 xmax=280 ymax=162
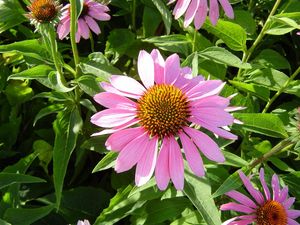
xmin=287 ymin=210 xmax=300 ymax=219
xmin=218 ymin=0 xmax=234 ymax=19
xmin=155 ymin=138 xmax=170 ymax=190
xmin=150 ymin=49 xmax=165 ymax=84
xmin=164 ymin=53 xmax=180 ymax=84
xmin=259 ymin=168 xmax=271 ymax=201
xmin=110 ymin=75 xmax=146 ymax=96
xmin=209 ymin=0 xmax=220 ymax=25
xmin=57 ymin=19 xmax=70 ymax=40
xmin=169 ymin=136 xmax=184 ymax=190
xmin=135 ymin=136 xmax=158 ymax=186
xmin=88 ymin=8 xmax=111 ymax=21
xmin=93 ymin=92 xmax=136 ymax=110
xmin=184 ymin=126 xmax=225 ymax=162
xmin=173 ymin=0 xmax=192 ymax=19
xmin=193 ymin=0 xmax=207 ymax=29
xmin=91 ymin=108 xmax=136 ymax=128
xmin=105 ymin=127 xmax=144 ymax=151
xmin=183 ymin=0 xmax=199 ymax=28
xmin=225 ymin=190 xmax=257 ymax=209
xmin=179 ymin=131 xmax=205 ymax=177
xmin=84 ymin=15 xmax=100 ymax=34
xmin=78 ymin=18 xmax=90 ymax=39
xmin=138 ymin=50 xmax=155 ymax=88
xmin=115 ymin=132 xmax=149 ymax=173
xmin=238 ymin=171 xmax=265 ymax=205
xmin=220 ymin=202 xmax=255 ymax=214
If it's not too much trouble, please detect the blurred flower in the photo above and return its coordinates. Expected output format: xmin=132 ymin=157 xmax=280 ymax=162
xmin=26 ymin=0 xmax=61 ymax=27
xmin=168 ymin=0 xmax=234 ymax=29
xmin=57 ymin=0 xmax=110 ymax=42
xmin=91 ymin=49 xmax=240 ymax=190
xmin=287 ymin=107 xmax=300 ymax=152
xmin=77 ymin=220 xmax=90 ymax=225
xmin=221 ymin=168 xmax=300 ymax=225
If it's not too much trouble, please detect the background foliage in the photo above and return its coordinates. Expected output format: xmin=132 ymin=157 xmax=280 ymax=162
xmin=0 ymin=0 xmax=300 ymax=224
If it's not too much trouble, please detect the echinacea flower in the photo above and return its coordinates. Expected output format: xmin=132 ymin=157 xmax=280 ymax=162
xmin=168 ymin=0 xmax=234 ymax=29
xmin=26 ymin=0 xmax=61 ymax=27
xmin=57 ymin=0 xmax=110 ymax=42
xmin=221 ymin=168 xmax=300 ymax=225
xmin=77 ymin=220 xmax=90 ymax=225
xmin=91 ymin=49 xmax=240 ymax=190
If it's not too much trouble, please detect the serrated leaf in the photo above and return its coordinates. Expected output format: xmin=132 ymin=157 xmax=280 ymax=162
xmin=0 ymin=173 xmax=45 ymax=189
xmin=203 ymin=20 xmax=247 ymax=51
xmin=233 ymin=113 xmax=288 ymax=138
xmin=199 ymin=47 xmax=251 ymax=69
xmin=183 ymin=172 xmax=222 ymax=225
xmin=53 ymin=108 xmax=82 ymax=209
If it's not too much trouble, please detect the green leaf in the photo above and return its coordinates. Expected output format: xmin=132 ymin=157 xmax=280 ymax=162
xmin=229 ymin=80 xmax=270 ymax=101
xmin=233 ymin=113 xmax=288 ymax=138
xmin=143 ymin=34 xmax=191 ymax=55
xmin=199 ymin=47 xmax=251 ymax=69
xmin=8 ymin=65 xmax=53 ymax=80
xmin=231 ymin=10 xmax=256 ymax=35
xmin=254 ymin=49 xmax=291 ymax=70
xmin=170 ymin=209 xmax=204 ymax=225
xmin=151 ymin=0 xmax=172 ymax=34
xmin=33 ymin=140 xmax=53 ymax=174
xmin=266 ymin=16 xmax=300 ymax=35
xmin=0 ymin=173 xmax=45 ymax=189
xmin=223 ymin=151 xmax=248 ymax=167
xmin=183 ymin=172 xmax=222 ymax=225
xmin=5 ymin=81 xmax=34 ymax=105
xmin=92 ymin=151 xmax=118 ymax=173
xmin=203 ymin=20 xmax=247 ymax=51
xmin=77 ymin=75 xmax=101 ymax=97
xmin=0 ymin=218 xmax=11 ymax=225
xmin=53 ymin=108 xmax=82 ymax=209
xmin=4 ymin=205 xmax=54 ymax=225
xmin=48 ymin=72 xmax=76 ymax=92
xmin=33 ymin=104 xmax=64 ymax=126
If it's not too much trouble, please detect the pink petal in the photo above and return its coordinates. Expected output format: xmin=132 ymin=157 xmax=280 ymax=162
xmin=173 ymin=0 xmax=192 ymax=19
xmin=183 ymin=0 xmax=199 ymax=28
xmin=155 ymin=138 xmax=170 ymax=190
xmin=78 ymin=18 xmax=90 ymax=39
xmin=179 ymin=131 xmax=204 ymax=177
xmin=100 ymin=82 xmax=141 ymax=99
xmin=238 ymin=171 xmax=264 ymax=205
xmin=138 ymin=50 xmax=155 ymax=88
xmin=283 ymin=197 xmax=295 ymax=209
xmin=91 ymin=118 xmax=139 ymax=136
xmin=169 ymin=136 xmax=184 ymax=190
xmin=278 ymin=186 xmax=288 ymax=202
xmin=93 ymin=92 xmax=136 ymax=110
xmin=88 ymin=9 xmax=111 ymax=21
xmin=218 ymin=0 xmax=234 ymax=19
xmin=259 ymin=168 xmax=271 ymax=201
xmin=57 ymin=19 xmax=70 ymax=40
xmin=164 ymin=54 xmax=180 ymax=84
xmin=84 ymin=15 xmax=100 ymax=34
xmin=209 ymin=0 xmax=220 ymax=25
xmin=115 ymin=132 xmax=149 ymax=172
xmin=105 ymin=127 xmax=144 ymax=151
xmin=110 ymin=75 xmax=146 ymax=96
xmin=150 ymin=49 xmax=165 ymax=84
xmin=196 ymin=121 xmax=237 ymax=140
xmin=288 ymin=218 xmax=300 ymax=225
xmin=220 ymin=202 xmax=255 ymax=213
xmin=135 ymin=136 xmax=158 ymax=186
xmin=184 ymin=126 xmax=225 ymax=162
xmin=193 ymin=0 xmax=207 ymax=29
xmin=187 ymin=80 xmax=225 ymax=100
xmin=190 ymin=95 xmax=229 ymax=108
xmin=272 ymin=174 xmax=280 ymax=201
xmin=288 ymin=210 xmax=300 ymax=219
xmin=226 ymin=190 xmax=257 ymax=209
xmin=91 ymin=108 xmax=136 ymax=128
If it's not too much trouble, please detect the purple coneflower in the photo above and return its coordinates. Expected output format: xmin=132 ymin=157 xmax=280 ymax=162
xmin=57 ymin=0 xmax=110 ymax=42
xmin=221 ymin=168 xmax=300 ymax=225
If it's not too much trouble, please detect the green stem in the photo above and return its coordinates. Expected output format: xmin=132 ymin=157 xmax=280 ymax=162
xmin=237 ymin=0 xmax=282 ymax=77
xmin=249 ymin=140 xmax=293 ymax=169
xmin=192 ymin=29 xmax=197 ymax=52
xmin=70 ymin=0 xmax=80 ymax=77
xmin=48 ymin=27 xmax=63 ymax=77
xmin=132 ymin=0 xmax=136 ymax=31
xmin=262 ymin=65 xmax=300 ymax=113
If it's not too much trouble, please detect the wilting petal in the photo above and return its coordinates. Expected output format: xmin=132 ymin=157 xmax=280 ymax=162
xmin=155 ymin=138 xmax=170 ymax=190
xmin=138 ymin=50 xmax=155 ymax=88
xmin=135 ymin=136 xmax=158 ymax=186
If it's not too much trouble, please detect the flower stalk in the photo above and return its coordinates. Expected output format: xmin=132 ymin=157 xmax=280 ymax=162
xmin=70 ymin=0 xmax=80 ymax=77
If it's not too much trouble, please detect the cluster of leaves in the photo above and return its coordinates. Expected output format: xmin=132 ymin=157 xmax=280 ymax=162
xmin=0 ymin=0 xmax=300 ymax=224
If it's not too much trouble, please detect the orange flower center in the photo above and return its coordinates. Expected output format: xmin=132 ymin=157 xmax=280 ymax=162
xmin=29 ymin=0 xmax=57 ymax=22
xmin=256 ymin=200 xmax=287 ymax=225
xmin=137 ymin=84 xmax=190 ymax=138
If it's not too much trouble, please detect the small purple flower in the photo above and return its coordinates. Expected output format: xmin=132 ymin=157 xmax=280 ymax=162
xmin=168 ymin=0 xmax=234 ymax=29
xmin=221 ymin=168 xmax=300 ymax=225
xmin=57 ymin=0 xmax=110 ymax=42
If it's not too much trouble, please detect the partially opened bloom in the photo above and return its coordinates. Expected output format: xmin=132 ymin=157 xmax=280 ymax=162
xmin=26 ymin=0 xmax=61 ymax=27
xmin=76 ymin=220 xmax=90 ymax=225
xmin=221 ymin=168 xmax=300 ymax=225
xmin=91 ymin=49 xmax=240 ymax=190
xmin=169 ymin=0 xmax=234 ymax=29
xmin=57 ymin=0 xmax=110 ymax=42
